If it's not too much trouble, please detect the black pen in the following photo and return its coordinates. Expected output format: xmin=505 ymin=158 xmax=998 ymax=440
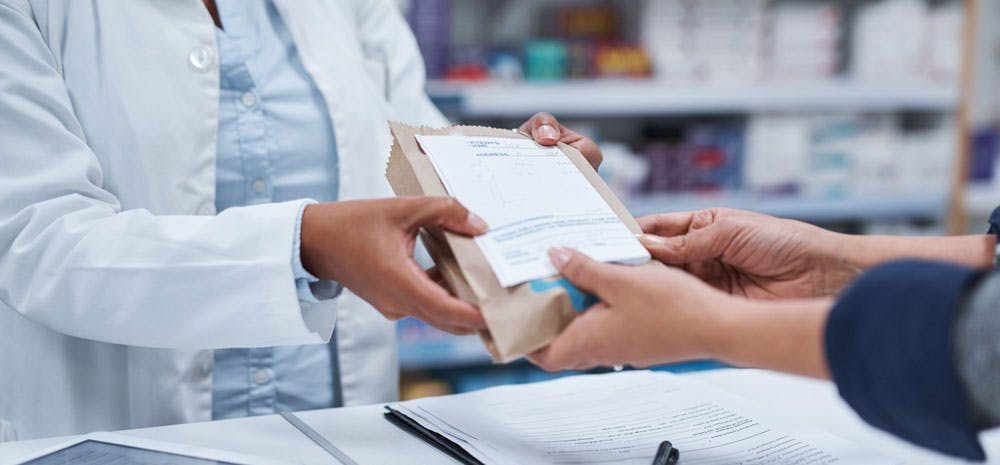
xmin=651 ymin=440 xmax=679 ymax=465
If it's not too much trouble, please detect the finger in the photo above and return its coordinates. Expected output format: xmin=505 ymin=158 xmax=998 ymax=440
xmin=520 ymin=112 xmax=561 ymax=146
xmin=527 ymin=346 xmax=574 ymax=372
xmin=562 ymin=133 xmax=603 ymax=170
xmin=426 ymin=266 xmax=447 ymax=287
xmin=527 ymin=305 xmax=605 ymax=371
xmin=414 ymin=288 xmax=486 ymax=331
xmin=528 ymin=340 xmax=589 ymax=372
xmin=403 ymin=261 xmax=487 ymax=330
xmin=408 ymin=197 xmax=488 ymax=236
xmin=639 ymin=224 xmax=727 ymax=265
xmin=520 ymin=114 xmax=602 ymax=169
xmin=637 ymin=212 xmax=699 ymax=237
xmin=381 ymin=311 xmax=406 ymax=321
xmin=368 ymin=294 xmax=406 ymax=321
xmin=548 ymin=247 xmax=622 ymax=296
xmin=428 ymin=267 xmax=462 ymax=300
xmin=562 ymin=136 xmax=604 ymax=171
xmin=438 ymin=325 xmax=477 ymax=336
xmin=364 ymin=294 xmax=405 ymax=320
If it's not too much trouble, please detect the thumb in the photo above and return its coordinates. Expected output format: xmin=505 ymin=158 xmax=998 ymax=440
xmin=519 ymin=112 xmax=561 ymax=146
xmin=409 ymin=197 xmax=489 ymax=236
xmin=528 ymin=305 xmax=607 ymax=372
xmin=548 ymin=247 xmax=620 ymax=296
xmin=639 ymin=225 xmax=726 ymax=265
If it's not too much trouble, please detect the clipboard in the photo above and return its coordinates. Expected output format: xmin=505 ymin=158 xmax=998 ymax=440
xmin=9 ymin=432 xmax=296 ymax=465
xmin=384 ymin=406 xmax=484 ymax=465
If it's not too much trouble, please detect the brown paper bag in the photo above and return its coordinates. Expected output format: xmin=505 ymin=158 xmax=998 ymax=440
xmin=385 ymin=122 xmax=661 ymax=363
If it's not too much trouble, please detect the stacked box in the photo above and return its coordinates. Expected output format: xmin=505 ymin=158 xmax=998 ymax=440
xmin=764 ymin=2 xmax=842 ymax=82
xmin=642 ymin=123 xmax=745 ymax=193
xmin=641 ymin=0 xmax=766 ymax=84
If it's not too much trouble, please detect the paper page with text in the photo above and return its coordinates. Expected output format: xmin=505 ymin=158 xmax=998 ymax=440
xmin=389 ymin=371 xmax=897 ymax=465
xmin=416 ymin=135 xmax=650 ymax=287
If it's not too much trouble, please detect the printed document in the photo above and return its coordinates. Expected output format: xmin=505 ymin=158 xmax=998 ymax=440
xmin=416 ymin=135 xmax=650 ymax=287
xmin=388 ymin=371 xmax=896 ymax=465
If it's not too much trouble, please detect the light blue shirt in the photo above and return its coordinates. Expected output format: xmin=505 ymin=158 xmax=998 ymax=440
xmin=211 ymin=0 xmax=341 ymax=420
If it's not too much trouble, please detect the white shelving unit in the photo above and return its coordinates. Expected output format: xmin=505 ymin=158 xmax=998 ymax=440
xmin=427 ymin=79 xmax=958 ymax=222
xmin=625 ymin=191 xmax=950 ymax=223
xmin=427 ymin=80 xmax=959 ymax=117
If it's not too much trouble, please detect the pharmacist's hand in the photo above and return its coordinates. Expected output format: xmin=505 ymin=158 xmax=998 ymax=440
xmin=300 ymin=197 xmax=488 ymax=334
xmin=638 ymin=208 xmax=859 ymax=299
xmin=519 ymin=112 xmax=602 ymax=170
xmin=528 ymin=248 xmax=732 ymax=371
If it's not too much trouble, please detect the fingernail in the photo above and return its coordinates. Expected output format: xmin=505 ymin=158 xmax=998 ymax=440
xmin=639 ymin=234 xmax=665 ymax=245
xmin=538 ymin=124 xmax=559 ymax=142
xmin=548 ymin=247 xmax=572 ymax=268
xmin=467 ymin=212 xmax=489 ymax=231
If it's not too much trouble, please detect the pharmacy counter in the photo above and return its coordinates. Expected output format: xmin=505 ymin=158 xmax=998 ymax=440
xmin=2 ymin=369 xmax=998 ymax=464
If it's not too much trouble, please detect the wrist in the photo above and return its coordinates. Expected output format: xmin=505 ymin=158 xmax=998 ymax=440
xmin=827 ymin=229 xmax=865 ymax=270
xmin=968 ymin=234 xmax=997 ymax=268
xmin=841 ymin=234 xmax=996 ymax=270
xmin=697 ymin=294 xmax=756 ymax=363
xmin=300 ymin=203 xmax=336 ymax=280
xmin=710 ymin=297 xmax=834 ymax=379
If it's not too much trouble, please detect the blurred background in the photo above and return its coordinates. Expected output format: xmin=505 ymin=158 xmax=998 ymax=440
xmin=393 ymin=0 xmax=1000 ymax=400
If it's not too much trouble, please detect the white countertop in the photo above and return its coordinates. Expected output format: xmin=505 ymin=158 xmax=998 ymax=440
xmin=3 ymin=369 xmax=998 ymax=464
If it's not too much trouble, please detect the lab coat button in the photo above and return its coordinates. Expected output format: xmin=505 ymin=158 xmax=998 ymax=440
xmin=240 ymin=91 xmax=257 ymax=108
xmin=254 ymin=369 xmax=271 ymax=385
xmin=251 ymin=179 xmax=267 ymax=193
xmin=189 ymin=46 xmax=215 ymax=72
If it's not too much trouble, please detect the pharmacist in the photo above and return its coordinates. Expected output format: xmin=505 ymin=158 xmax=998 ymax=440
xmin=0 ymin=0 xmax=599 ymax=441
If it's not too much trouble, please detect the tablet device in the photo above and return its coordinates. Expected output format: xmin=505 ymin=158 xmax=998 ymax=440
xmin=9 ymin=432 xmax=296 ymax=465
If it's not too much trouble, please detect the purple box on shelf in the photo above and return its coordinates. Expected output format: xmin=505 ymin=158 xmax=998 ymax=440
xmin=642 ymin=123 xmax=745 ymax=193
xmin=970 ymin=127 xmax=998 ymax=184
xmin=407 ymin=0 xmax=451 ymax=79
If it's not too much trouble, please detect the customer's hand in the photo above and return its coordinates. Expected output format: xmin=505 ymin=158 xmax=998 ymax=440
xmin=638 ymin=208 xmax=860 ymax=299
xmin=528 ymin=247 xmax=832 ymax=379
xmin=528 ymin=247 xmax=735 ymax=371
xmin=300 ymin=197 xmax=487 ymax=334
xmin=520 ymin=112 xmax=602 ymax=170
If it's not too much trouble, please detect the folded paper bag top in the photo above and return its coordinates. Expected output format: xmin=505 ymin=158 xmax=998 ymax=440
xmin=385 ymin=122 xmax=662 ymax=363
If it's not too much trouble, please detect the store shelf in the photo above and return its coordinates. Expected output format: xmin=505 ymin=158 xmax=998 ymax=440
xmin=624 ymin=191 xmax=949 ymax=223
xmin=427 ymin=80 xmax=958 ymax=117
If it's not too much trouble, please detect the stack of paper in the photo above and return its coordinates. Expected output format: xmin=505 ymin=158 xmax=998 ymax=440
xmin=417 ymin=135 xmax=649 ymax=287
xmin=387 ymin=371 xmax=896 ymax=465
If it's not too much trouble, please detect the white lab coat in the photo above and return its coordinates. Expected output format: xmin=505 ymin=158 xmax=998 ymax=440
xmin=0 ymin=0 xmax=447 ymax=441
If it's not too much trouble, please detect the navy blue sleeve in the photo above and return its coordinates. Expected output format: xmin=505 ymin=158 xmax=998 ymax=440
xmin=826 ymin=259 xmax=987 ymax=460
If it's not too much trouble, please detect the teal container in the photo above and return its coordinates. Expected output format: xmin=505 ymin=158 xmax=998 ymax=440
xmin=524 ymin=40 xmax=568 ymax=81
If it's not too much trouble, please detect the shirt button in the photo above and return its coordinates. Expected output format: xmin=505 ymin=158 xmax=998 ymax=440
xmin=251 ymin=179 xmax=267 ymax=193
xmin=254 ymin=369 xmax=271 ymax=385
xmin=189 ymin=46 xmax=215 ymax=72
xmin=240 ymin=91 xmax=258 ymax=108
